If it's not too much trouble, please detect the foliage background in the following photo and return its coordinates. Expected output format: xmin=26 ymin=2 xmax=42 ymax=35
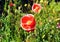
xmin=0 ymin=0 xmax=60 ymax=42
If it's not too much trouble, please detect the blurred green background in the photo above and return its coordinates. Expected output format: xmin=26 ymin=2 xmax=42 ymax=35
xmin=0 ymin=0 xmax=60 ymax=42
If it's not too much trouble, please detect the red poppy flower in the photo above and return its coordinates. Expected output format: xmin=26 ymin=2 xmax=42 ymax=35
xmin=9 ymin=2 xmax=15 ymax=7
xmin=32 ymin=3 xmax=42 ymax=13
xmin=20 ymin=14 xmax=36 ymax=32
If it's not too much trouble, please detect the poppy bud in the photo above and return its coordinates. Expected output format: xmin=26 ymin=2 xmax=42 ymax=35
xmin=9 ymin=2 xmax=15 ymax=7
